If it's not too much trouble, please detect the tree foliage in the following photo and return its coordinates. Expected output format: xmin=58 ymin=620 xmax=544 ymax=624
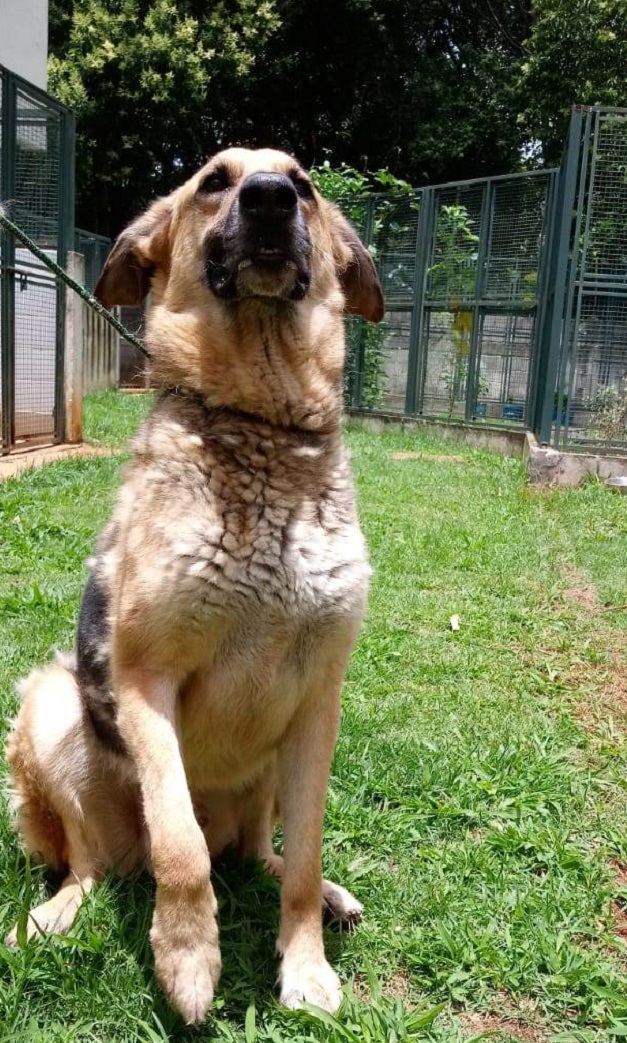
xmin=519 ymin=0 xmax=627 ymax=163
xmin=47 ymin=1 xmax=627 ymax=234
xmin=49 ymin=0 xmax=531 ymax=234
xmin=48 ymin=0 xmax=281 ymax=233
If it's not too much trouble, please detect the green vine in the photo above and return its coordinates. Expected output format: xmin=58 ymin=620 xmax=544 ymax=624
xmin=312 ymin=162 xmax=416 ymax=411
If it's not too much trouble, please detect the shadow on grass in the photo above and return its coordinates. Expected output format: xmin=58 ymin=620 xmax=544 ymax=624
xmin=104 ymin=847 xmax=353 ymax=1038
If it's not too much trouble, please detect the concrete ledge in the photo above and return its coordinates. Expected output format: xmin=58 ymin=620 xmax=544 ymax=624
xmin=524 ymin=431 xmax=627 ymax=486
xmin=347 ymin=411 xmax=627 ymax=486
xmin=347 ymin=410 xmax=526 ymax=458
xmin=0 ymin=443 xmax=114 ymax=481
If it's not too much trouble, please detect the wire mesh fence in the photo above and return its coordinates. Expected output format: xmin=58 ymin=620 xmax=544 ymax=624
xmin=75 ymin=228 xmax=111 ymax=293
xmin=72 ymin=230 xmax=121 ymax=392
xmin=344 ymin=170 xmax=556 ymax=430
xmin=0 ymin=64 xmax=74 ymax=451
xmin=2 ymin=84 xmax=627 ymax=454
xmin=552 ymin=108 xmax=627 ymax=451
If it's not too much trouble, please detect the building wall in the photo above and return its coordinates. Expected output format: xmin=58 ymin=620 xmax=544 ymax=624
xmin=0 ymin=0 xmax=48 ymax=89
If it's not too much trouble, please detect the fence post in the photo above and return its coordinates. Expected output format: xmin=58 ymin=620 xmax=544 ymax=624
xmin=532 ymin=108 xmax=585 ymax=444
xmin=108 ymin=313 xmax=120 ymax=387
xmin=1 ymin=68 xmax=17 ymax=453
xmin=405 ymin=188 xmax=432 ymax=414
xmin=54 ymin=105 xmax=76 ymax=443
xmin=352 ymin=196 xmax=376 ymax=409
xmin=465 ymin=180 xmax=493 ymax=421
xmin=63 ymin=252 xmax=84 ymax=443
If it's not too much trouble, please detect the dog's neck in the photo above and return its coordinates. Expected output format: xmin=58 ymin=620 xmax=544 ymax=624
xmin=145 ymin=297 xmax=346 ymax=432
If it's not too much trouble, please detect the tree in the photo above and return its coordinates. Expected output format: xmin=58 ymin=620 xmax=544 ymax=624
xmin=48 ymin=0 xmax=280 ymax=234
xmin=227 ymin=0 xmax=530 ymax=183
xmin=519 ymin=0 xmax=627 ymax=163
xmin=49 ymin=0 xmax=532 ymax=234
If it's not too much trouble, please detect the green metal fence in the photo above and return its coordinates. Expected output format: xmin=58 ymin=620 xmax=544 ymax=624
xmin=0 ymin=64 xmax=74 ymax=452
xmin=2 ymin=85 xmax=625 ymax=455
xmin=345 ymin=105 xmax=627 ymax=453
xmin=344 ymin=170 xmax=557 ymax=431
xmin=543 ymin=107 xmax=627 ymax=452
xmin=74 ymin=228 xmax=111 ymax=293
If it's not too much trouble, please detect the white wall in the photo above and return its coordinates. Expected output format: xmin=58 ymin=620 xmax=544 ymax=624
xmin=0 ymin=0 xmax=48 ymax=90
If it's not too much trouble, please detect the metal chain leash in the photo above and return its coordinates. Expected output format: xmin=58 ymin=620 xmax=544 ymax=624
xmin=0 ymin=208 xmax=151 ymax=360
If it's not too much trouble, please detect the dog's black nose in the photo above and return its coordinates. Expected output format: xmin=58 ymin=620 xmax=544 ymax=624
xmin=239 ymin=173 xmax=298 ymax=221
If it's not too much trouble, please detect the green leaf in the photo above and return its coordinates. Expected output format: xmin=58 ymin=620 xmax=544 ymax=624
xmin=245 ymin=1000 xmax=257 ymax=1043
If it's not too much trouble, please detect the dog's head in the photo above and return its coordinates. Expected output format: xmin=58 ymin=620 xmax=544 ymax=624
xmin=95 ymin=148 xmax=384 ymax=426
xmin=96 ymin=147 xmax=383 ymax=322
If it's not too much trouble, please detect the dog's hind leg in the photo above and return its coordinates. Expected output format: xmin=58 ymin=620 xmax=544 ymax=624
xmin=262 ymin=853 xmax=363 ymax=928
xmin=5 ymin=659 xmax=143 ymax=946
xmin=5 ymin=826 xmax=97 ymax=945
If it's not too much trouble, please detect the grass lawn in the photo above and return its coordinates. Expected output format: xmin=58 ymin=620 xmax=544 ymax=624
xmin=1 ymin=389 xmax=627 ymax=1042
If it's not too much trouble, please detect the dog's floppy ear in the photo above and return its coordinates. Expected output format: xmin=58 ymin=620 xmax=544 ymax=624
xmin=94 ymin=195 xmax=173 ymax=308
xmin=328 ymin=206 xmax=385 ymax=323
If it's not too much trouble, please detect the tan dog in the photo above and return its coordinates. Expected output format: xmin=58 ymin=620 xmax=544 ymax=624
xmin=5 ymin=148 xmax=384 ymax=1023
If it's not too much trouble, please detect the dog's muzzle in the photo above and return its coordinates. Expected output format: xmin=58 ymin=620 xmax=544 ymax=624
xmin=205 ymin=172 xmax=312 ymax=302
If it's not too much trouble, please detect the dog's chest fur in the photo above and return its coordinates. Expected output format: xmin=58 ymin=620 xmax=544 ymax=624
xmin=99 ymin=394 xmax=370 ymax=630
xmin=81 ymin=393 xmax=370 ymax=784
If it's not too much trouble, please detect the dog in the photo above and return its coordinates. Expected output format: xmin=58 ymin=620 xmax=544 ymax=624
xmin=4 ymin=147 xmax=384 ymax=1023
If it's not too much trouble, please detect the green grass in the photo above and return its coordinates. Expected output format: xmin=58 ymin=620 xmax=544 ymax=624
xmin=1 ymin=390 xmax=627 ymax=1042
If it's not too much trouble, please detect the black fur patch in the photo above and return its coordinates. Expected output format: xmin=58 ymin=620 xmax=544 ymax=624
xmin=76 ymin=571 xmax=127 ymax=756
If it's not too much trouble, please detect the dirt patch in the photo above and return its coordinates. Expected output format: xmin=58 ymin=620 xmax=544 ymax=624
xmin=562 ymin=567 xmax=601 ymax=613
xmin=351 ymin=968 xmax=412 ymax=1004
xmin=563 ymin=584 xmax=601 ymax=612
xmin=567 ymin=652 xmax=627 ymax=734
xmin=609 ymin=861 xmax=627 ymax=944
xmin=390 ymin=451 xmax=466 ymax=462
xmin=611 ymin=861 xmax=627 ymax=891
xmin=458 ymin=1011 xmax=548 ymax=1041
xmin=384 ymin=970 xmax=412 ymax=1000
xmin=0 ymin=442 xmax=114 ymax=481
xmin=517 ymin=567 xmax=627 ymax=735
xmin=458 ymin=991 xmax=551 ymax=1041
xmin=611 ymin=900 xmax=627 ymax=941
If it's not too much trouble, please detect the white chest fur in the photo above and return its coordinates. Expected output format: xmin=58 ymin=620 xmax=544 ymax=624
xmin=167 ymin=432 xmax=369 ymax=621
xmin=106 ymin=401 xmax=371 ymax=630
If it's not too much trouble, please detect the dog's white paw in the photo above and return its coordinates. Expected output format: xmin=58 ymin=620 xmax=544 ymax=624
xmin=5 ymin=894 xmax=81 ymax=946
xmin=279 ymin=954 xmax=342 ymax=1013
xmin=152 ymin=932 xmax=221 ymax=1024
xmin=322 ymin=881 xmax=363 ymax=927
xmin=151 ymin=889 xmax=221 ymax=1024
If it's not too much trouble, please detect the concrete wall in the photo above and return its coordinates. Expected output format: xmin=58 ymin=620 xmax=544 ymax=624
xmin=347 ymin=411 xmax=527 ymax=458
xmin=524 ymin=432 xmax=627 ymax=487
xmin=0 ymin=0 xmax=48 ymax=89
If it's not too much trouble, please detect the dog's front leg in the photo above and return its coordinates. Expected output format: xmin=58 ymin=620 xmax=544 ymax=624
xmin=114 ymin=664 xmax=220 ymax=1024
xmin=277 ymin=646 xmax=353 ymax=1013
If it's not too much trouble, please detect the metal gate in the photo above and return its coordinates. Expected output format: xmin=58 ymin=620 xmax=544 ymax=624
xmin=538 ymin=107 xmax=627 ymax=449
xmin=0 ymin=64 xmax=75 ymax=453
xmin=345 ymin=170 xmax=557 ymax=428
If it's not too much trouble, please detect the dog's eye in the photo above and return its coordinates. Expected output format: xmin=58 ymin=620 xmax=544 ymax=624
xmin=199 ymin=170 xmax=230 ymax=195
xmin=291 ymin=175 xmax=314 ymax=200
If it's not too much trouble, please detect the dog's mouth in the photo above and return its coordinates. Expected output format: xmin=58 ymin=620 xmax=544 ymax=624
xmin=204 ymin=171 xmax=312 ymax=303
xmin=205 ymin=239 xmax=311 ymax=303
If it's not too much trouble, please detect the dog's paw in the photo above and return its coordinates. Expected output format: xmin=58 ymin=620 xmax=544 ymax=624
xmin=5 ymin=894 xmax=81 ymax=946
xmin=322 ymin=880 xmax=363 ymax=927
xmin=279 ymin=954 xmax=342 ymax=1014
xmin=153 ymin=933 xmax=221 ymax=1024
xmin=151 ymin=889 xmax=221 ymax=1025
